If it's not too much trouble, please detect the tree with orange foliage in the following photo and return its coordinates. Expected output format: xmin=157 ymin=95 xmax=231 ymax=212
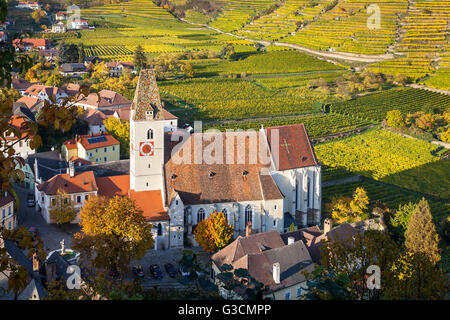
xmin=194 ymin=211 xmax=234 ymax=253
xmin=73 ymin=196 xmax=154 ymax=274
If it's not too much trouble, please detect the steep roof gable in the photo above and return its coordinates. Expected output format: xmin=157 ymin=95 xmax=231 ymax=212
xmin=131 ymin=69 xmax=164 ymax=121
xmin=265 ymin=124 xmax=318 ymax=171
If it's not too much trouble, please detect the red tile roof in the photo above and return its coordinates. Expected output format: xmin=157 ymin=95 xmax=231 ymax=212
xmin=265 ymin=124 xmax=318 ymax=171
xmin=96 ymin=175 xmax=130 ymax=198
xmin=162 ymin=109 xmax=178 ymax=120
xmin=77 ymin=90 xmax=131 ymax=109
xmin=37 ymin=171 xmax=98 ymax=195
xmin=63 ymin=139 xmax=77 ymax=150
xmin=96 ymin=175 xmax=169 ymax=221
xmin=129 ymin=189 xmax=169 ymax=222
xmin=77 ymin=133 xmax=120 ymax=150
xmin=6 ymin=115 xmax=33 ymax=140
xmin=16 ymin=96 xmax=40 ymax=109
xmin=12 ymin=38 xmax=48 ymax=49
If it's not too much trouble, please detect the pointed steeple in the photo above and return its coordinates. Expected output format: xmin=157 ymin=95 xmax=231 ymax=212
xmin=131 ymin=69 xmax=165 ymax=121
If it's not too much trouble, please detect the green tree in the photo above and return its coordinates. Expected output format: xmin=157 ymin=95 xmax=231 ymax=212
xmin=49 ymin=189 xmax=77 ymax=224
xmin=133 ymin=45 xmax=147 ymax=74
xmin=45 ymin=72 xmax=63 ymax=87
xmin=404 ymin=198 xmax=441 ymax=265
xmin=388 ymin=201 xmax=417 ymax=242
xmin=220 ymin=43 xmax=235 ymax=60
xmin=78 ymin=44 xmax=86 ymax=64
xmin=386 ymin=110 xmax=405 ymax=128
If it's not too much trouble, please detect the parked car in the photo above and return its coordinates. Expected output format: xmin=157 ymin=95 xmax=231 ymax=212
xmin=27 ymin=194 xmax=35 ymax=207
xmin=164 ymin=263 xmax=177 ymax=278
xmin=149 ymin=264 xmax=163 ymax=280
xmin=132 ymin=265 xmax=144 ymax=278
xmin=28 ymin=227 xmax=38 ymax=238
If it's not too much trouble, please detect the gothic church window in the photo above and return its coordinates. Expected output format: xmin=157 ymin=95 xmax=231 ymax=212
xmin=197 ymin=208 xmax=205 ymax=223
xmin=245 ymin=205 xmax=252 ymax=225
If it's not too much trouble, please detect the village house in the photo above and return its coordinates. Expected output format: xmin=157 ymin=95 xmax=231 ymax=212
xmin=15 ymin=1 xmax=41 ymax=10
xmin=70 ymin=19 xmax=89 ymax=30
xmin=39 ymin=48 xmax=58 ymax=62
xmin=21 ymin=84 xmax=68 ymax=103
xmin=74 ymin=89 xmax=132 ymax=111
xmin=211 ymin=229 xmax=315 ymax=300
xmin=35 ymin=164 xmax=98 ymax=224
xmin=211 ymin=219 xmax=358 ymax=300
xmin=55 ymin=11 xmax=68 ymax=21
xmin=51 ymin=22 xmax=67 ymax=34
xmin=12 ymin=38 xmax=48 ymax=51
xmin=61 ymin=133 xmax=120 ymax=164
xmin=4 ymin=78 xmax=32 ymax=93
xmin=0 ymin=192 xmax=16 ymax=231
xmin=59 ymin=63 xmax=88 ymax=78
xmin=105 ymin=61 xmax=135 ymax=77
xmin=3 ymin=116 xmax=35 ymax=159
xmin=27 ymin=150 xmax=69 ymax=187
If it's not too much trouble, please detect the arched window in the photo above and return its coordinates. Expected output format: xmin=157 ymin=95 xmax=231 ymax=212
xmin=197 ymin=208 xmax=205 ymax=223
xmin=245 ymin=205 xmax=252 ymax=225
xmin=157 ymin=223 xmax=162 ymax=236
xmin=147 ymin=128 xmax=154 ymax=140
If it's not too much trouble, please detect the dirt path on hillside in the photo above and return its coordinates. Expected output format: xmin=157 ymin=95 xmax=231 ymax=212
xmin=180 ymin=19 xmax=394 ymax=64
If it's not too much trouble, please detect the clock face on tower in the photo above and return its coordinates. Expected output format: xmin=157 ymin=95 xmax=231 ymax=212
xmin=139 ymin=141 xmax=154 ymax=156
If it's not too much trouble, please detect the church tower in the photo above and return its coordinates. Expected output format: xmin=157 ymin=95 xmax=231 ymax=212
xmin=130 ymin=69 xmax=166 ymax=192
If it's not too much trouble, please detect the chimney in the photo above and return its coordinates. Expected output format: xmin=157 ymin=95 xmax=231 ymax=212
xmin=245 ymin=221 xmax=252 ymax=237
xmin=287 ymin=236 xmax=295 ymax=245
xmin=68 ymin=160 xmax=75 ymax=178
xmin=272 ymin=262 xmax=280 ymax=284
xmin=324 ymin=218 xmax=332 ymax=234
xmin=32 ymin=252 xmax=39 ymax=274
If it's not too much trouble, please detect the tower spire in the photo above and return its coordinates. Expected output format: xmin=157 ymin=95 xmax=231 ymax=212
xmin=132 ymin=69 xmax=165 ymax=121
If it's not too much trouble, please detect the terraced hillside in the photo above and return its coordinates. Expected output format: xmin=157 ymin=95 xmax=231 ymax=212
xmin=369 ymin=0 xmax=450 ymax=80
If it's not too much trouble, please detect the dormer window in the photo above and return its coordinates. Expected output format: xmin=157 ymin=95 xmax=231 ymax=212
xmin=146 ymin=110 xmax=153 ymax=120
xmin=209 ymin=171 xmax=216 ymax=178
xmin=242 ymin=170 xmax=248 ymax=176
xmin=171 ymin=174 xmax=177 ymax=179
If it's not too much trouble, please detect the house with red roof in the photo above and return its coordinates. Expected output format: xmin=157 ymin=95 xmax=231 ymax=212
xmin=4 ymin=116 xmax=35 ymax=159
xmin=62 ymin=132 xmax=120 ymax=164
xmin=74 ymin=90 xmax=131 ymax=111
xmin=105 ymin=61 xmax=136 ymax=77
xmin=12 ymin=38 xmax=48 ymax=51
xmin=36 ymin=165 xmax=98 ymax=224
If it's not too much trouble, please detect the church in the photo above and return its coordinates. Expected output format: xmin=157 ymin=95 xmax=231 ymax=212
xmin=125 ymin=69 xmax=322 ymax=249
xmin=36 ymin=69 xmax=322 ymax=250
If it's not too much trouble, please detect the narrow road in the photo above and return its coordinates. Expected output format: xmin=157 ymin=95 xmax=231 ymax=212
xmin=180 ymin=19 xmax=394 ymax=63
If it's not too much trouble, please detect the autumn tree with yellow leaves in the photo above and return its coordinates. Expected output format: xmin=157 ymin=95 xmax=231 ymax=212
xmin=103 ymin=117 xmax=130 ymax=158
xmin=327 ymin=187 xmax=369 ymax=224
xmin=49 ymin=189 xmax=77 ymax=224
xmin=73 ymin=196 xmax=154 ymax=274
xmin=194 ymin=211 xmax=234 ymax=253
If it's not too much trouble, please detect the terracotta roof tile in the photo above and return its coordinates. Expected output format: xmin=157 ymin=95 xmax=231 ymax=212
xmin=165 ymin=132 xmax=283 ymax=205
xmin=37 ymin=171 xmax=98 ymax=195
xmin=265 ymin=124 xmax=318 ymax=171
xmin=95 ymin=175 xmax=130 ymax=198
xmin=75 ymin=133 xmax=120 ymax=150
xmin=129 ymin=190 xmax=169 ymax=222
